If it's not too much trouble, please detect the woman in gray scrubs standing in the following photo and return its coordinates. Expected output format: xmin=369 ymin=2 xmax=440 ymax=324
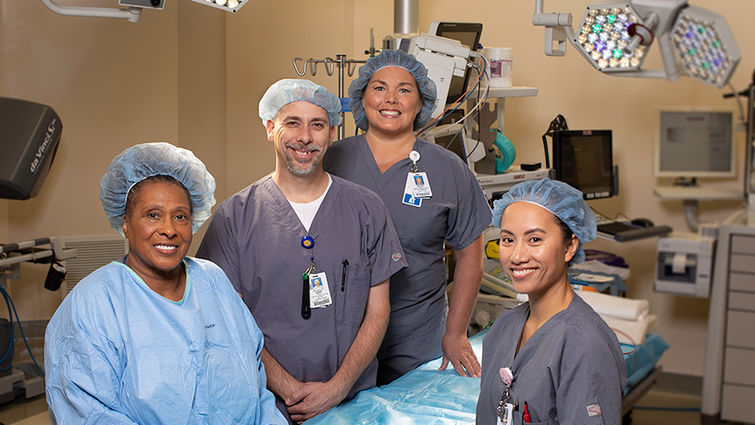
xmin=324 ymin=49 xmax=492 ymax=384
xmin=476 ymin=178 xmax=626 ymax=425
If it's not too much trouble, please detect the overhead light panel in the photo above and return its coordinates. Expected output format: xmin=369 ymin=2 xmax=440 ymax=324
xmin=532 ymin=0 xmax=741 ymax=88
xmin=576 ymin=4 xmax=648 ymax=72
xmin=671 ymin=6 xmax=740 ymax=89
xmin=191 ymin=0 xmax=248 ymax=12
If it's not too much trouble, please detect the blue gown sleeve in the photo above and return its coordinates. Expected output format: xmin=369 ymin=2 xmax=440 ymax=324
xmin=207 ymin=260 xmax=286 ymax=425
xmin=253 ymin=318 xmax=288 ymax=425
xmin=44 ymin=293 xmax=140 ymax=425
xmin=555 ymin=331 xmax=625 ymax=425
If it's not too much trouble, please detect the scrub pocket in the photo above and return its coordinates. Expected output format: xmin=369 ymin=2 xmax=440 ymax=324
xmin=338 ymin=259 xmax=371 ymax=329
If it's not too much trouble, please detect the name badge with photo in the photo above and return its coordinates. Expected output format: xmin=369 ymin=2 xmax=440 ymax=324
xmin=309 ymin=272 xmax=332 ymax=308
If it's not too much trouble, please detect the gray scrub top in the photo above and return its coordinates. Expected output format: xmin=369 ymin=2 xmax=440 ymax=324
xmin=196 ymin=175 xmax=406 ymax=400
xmin=476 ymin=294 xmax=627 ymax=425
xmin=324 ymin=135 xmax=491 ymax=349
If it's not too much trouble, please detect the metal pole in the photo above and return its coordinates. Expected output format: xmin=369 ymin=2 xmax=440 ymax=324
xmin=394 ymin=0 xmax=418 ymax=35
xmin=337 ymin=54 xmax=346 ymax=140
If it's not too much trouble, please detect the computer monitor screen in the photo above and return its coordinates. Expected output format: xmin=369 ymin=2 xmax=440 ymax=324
xmin=654 ymin=109 xmax=735 ymax=178
xmin=432 ymin=22 xmax=482 ymax=104
xmin=553 ymin=130 xmax=614 ymax=200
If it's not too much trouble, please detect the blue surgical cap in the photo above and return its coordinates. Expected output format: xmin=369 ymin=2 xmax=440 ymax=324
xmin=259 ymin=79 xmax=342 ymax=126
xmin=491 ymin=178 xmax=596 ymax=264
xmin=348 ymin=49 xmax=437 ymax=131
xmin=99 ymin=142 xmax=217 ymax=236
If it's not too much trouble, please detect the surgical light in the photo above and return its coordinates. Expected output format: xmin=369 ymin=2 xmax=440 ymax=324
xmin=671 ymin=6 xmax=740 ymax=89
xmin=576 ymin=4 xmax=648 ymax=72
xmin=191 ymin=0 xmax=247 ymax=12
xmin=533 ymin=0 xmax=741 ymax=88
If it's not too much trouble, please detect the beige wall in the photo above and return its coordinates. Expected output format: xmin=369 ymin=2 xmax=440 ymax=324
xmin=0 ymin=0 xmax=751 ymax=377
xmin=0 ymin=1 xmax=225 ymax=318
xmin=0 ymin=4 xmax=6 ymax=243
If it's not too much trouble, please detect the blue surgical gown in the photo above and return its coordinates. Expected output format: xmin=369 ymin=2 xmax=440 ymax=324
xmin=44 ymin=257 xmax=286 ymax=425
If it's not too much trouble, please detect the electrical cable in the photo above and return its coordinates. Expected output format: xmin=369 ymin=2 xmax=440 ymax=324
xmin=416 ymin=53 xmax=490 ymax=136
xmin=0 ymin=290 xmax=13 ymax=371
xmin=0 ymin=286 xmax=44 ymax=377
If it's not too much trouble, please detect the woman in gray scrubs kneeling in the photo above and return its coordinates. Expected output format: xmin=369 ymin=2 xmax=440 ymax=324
xmin=476 ymin=178 xmax=626 ymax=425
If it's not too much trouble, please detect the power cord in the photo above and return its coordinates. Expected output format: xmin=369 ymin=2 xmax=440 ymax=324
xmin=541 ymin=114 xmax=569 ymax=169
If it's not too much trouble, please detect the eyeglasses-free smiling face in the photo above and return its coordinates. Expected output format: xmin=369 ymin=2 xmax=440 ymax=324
xmin=498 ymin=202 xmax=578 ymax=298
xmin=123 ymin=179 xmax=192 ymax=283
xmin=362 ymin=66 xmax=423 ymax=136
xmin=266 ymin=100 xmax=334 ymax=178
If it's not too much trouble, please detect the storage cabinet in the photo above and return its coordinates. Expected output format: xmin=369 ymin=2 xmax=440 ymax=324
xmin=703 ymin=216 xmax=755 ymax=424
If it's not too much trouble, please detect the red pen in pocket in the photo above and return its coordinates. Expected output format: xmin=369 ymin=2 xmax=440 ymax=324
xmin=523 ymin=401 xmax=531 ymax=423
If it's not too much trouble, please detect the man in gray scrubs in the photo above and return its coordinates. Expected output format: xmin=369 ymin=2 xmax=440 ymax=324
xmin=197 ymin=79 xmax=406 ymax=424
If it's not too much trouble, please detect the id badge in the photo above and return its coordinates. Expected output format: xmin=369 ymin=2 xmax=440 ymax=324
xmin=409 ymin=172 xmax=432 ymax=198
xmin=309 ymin=272 xmax=332 ymax=308
xmin=496 ymin=403 xmax=514 ymax=425
xmin=402 ymin=174 xmax=422 ymax=207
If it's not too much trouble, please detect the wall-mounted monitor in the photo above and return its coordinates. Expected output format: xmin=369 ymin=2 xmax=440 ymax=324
xmin=654 ymin=109 xmax=735 ymax=179
xmin=553 ymin=130 xmax=615 ymax=200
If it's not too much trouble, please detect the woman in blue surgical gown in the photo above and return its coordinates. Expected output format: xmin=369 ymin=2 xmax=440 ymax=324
xmin=44 ymin=142 xmax=285 ymax=425
xmin=476 ymin=178 xmax=626 ymax=425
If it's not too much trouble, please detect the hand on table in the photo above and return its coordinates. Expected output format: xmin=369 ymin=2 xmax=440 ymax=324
xmin=439 ymin=331 xmax=481 ymax=378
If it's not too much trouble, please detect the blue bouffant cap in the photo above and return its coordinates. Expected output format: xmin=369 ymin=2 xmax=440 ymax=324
xmin=259 ymin=79 xmax=342 ymax=126
xmin=348 ymin=49 xmax=437 ymax=131
xmin=99 ymin=142 xmax=216 ymax=236
xmin=492 ymin=178 xmax=596 ymax=264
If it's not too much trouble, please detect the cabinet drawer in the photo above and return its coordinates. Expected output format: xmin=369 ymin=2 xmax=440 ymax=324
xmin=731 ymin=255 xmax=755 ymax=273
xmin=729 ymin=291 xmax=755 ymax=311
xmin=724 ymin=348 xmax=755 ymax=385
xmin=727 ymin=311 xmax=755 ymax=349
xmin=730 ymin=273 xmax=755 ymax=292
xmin=732 ymin=235 xmax=755 ymax=253
xmin=722 ymin=384 xmax=755 ymax=423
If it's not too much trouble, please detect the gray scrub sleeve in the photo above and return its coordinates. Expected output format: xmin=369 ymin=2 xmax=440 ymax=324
xmin=556 ymin=325 xmax=626 ymax=424
xmin=196 ymin=201 xmax=242 ymax=293
xmin=443 ymin=154 xmax=492 ymax=251
xmin=361 ymin=190 xmax=407 ymax=285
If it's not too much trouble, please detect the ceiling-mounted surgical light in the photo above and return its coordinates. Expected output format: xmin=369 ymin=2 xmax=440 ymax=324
xmin=575 ymin=4 xmax=648 ymax=72
xmin=191 ymin=0 xmax=247 ymax=13
xmin=532 ymin=0 xmax=741 ymax=88
xmin=671 ymin=6 xmax=740 ymax=88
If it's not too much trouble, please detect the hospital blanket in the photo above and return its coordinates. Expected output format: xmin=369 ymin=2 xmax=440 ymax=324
xmin=305 ymin=330 xmax=668 ymax=425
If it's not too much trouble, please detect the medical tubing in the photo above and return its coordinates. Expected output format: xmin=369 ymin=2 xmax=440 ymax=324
xmin=0 ymin=289 xmax=14 ymax=369
xmin=0 ymin=285 xmax=44 ymax=377
xmin=417 ymin=53 xmax=488 ymax=135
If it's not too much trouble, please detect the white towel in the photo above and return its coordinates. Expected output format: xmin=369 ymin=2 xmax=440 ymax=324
xmin=576 ymin=290 xmax=649 ymax=321
xmin=601 ymin=314 xmax=657 ymax=345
